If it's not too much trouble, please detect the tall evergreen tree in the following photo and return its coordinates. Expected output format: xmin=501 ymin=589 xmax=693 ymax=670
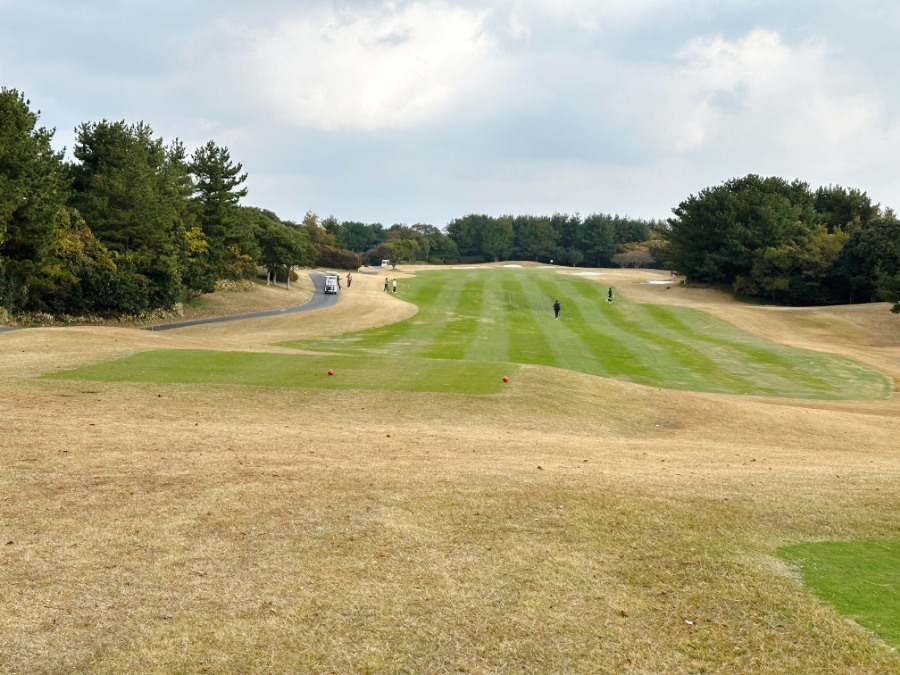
xmin=445 ymin=214 xmax=485 ymax=257
xmin=0 ymin=88 xmax=69 ymax=310
xmin=581 ymin=213 xmax=617 ymax=267
xmin=69 ymin=120 xmax=184 ymax=308
xmin=190 ymin=140 xmax=248 ymax=278
xmin=481 ymin=215 xmax=513 ymax=262
xmin=666 ymin=175 xmax=815 ymax=284
xmin=258 ymin=218 xmax=316 ymax=288
xmin=814 ymin=185 xmax=878 ymax=234
xmin=834 ymin=216 xmax=900 ymax=305
xmin=340 ymin=221 xmax=385 ymax=253
xmin=513 ymin=215 xmax=557 ymax=261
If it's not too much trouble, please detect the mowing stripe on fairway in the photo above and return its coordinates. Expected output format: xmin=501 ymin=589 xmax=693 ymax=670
xmin=530 ymin=274 xmax=637 ymax=374
xmin=563 ymin=278 xmax=667 ymax=380
xmin=277 ymin=268 xmax=890 ymax=400
xmin=463 ymin=274 xmax=513 ymax=363
xmin=500 ymin=274 xmax=550 ymax=366
xmin=421 ymin=275 xmax=484 ymax=360
xmin=612 ymin=301 xmax=756 ymax=392
xmin=640 ymin=305 xmax=859 ymax=393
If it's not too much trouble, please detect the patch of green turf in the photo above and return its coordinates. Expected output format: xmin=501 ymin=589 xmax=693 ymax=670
xmin=282 ymin=268 xmax=890 ymax=399
xmin=47 ymin=349 xmax=517 ymax=395
xmin=779 ymin=541 xmax=900 ymax=648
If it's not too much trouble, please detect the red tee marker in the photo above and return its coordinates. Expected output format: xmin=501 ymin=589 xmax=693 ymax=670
xmin=503 ymin=376 xmax=509 ymax=382
xmin=328 ymin=370 xmax=334 ymax=376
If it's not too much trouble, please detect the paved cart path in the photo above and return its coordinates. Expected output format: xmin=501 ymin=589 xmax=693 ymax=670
xmin=0 ymin=274 xmax=336 ymax=335
xmin=147 ymin=273 xmax=336 ymax=331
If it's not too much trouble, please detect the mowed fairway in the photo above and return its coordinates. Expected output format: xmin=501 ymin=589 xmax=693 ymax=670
xmin=3 ymin=267 xmax=900 ymax=674
xmin=47 ymin=349 xmax=516 ymax=395
xmin=283 ymin=268 xmax=889 ymax=399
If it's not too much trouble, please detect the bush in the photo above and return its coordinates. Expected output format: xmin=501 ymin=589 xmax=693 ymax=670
xmin=273 ymin=268 xmax=299 ymax=283
xmin=222 ymin=246 xmax=257 ymax=279
xmin=428 ymin=257 xmax=443 ymax=265
xmin=259 ymin=268 xmax=298 ymax=283
xmin=215 ymin=279 xmax=253 ymax=292
xmin=458 ymin=256 xmax=487 ymax=264
xmin=444 ymin=258 xmax=458 ymax=265
xmin=316 ymin=245 xmax=361 ymax=270
xmin=612 ymin=249 xmax=658 ymax=269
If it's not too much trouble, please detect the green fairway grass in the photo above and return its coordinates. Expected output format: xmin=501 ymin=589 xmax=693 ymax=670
xmin=281 ymin=268 xmax=890 ymax=399
xmin=47 ymin=349 xmax=516 ymax=395
xmin=780 ymin=541 xmax=900 ymax=648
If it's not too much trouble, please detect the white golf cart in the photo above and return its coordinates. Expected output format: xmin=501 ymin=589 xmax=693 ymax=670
xmin=323 ymin=271 xmax=340 ymax=294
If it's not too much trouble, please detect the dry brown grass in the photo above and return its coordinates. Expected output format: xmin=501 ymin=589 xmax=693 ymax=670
xmin=3 ymin=265 xmax=900 ymax=673
xmin=174 ymin=275 xmax=317 ymax=322
xmin=167 ymin=268 xmax=417 ymax=347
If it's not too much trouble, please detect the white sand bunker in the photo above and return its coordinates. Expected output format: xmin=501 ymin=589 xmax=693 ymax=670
xmin=503 ymin=264 xmax=523 ymax=268
xmin=646 ymin=280 xmax=672 ymax=284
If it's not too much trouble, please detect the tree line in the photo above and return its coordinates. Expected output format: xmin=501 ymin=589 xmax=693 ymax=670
xmin=327 ymin=214 xmax=663 ymax=269
xmin=3 ymin=88 xmax=899 ymax=318
xmin=444 ymin=213 xmax=662 ymax=266
xmin=0 ymin=88 xmax=367 ymax=317
xmin=662 ymin=174 xmax=900 ymax=311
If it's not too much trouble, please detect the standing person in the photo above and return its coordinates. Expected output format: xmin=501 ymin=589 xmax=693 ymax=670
xmin=384 ymin=277 xmax=389 ymax=292
xmin=347 ymin=272 xmax=352 ymax=288
xmin=607 ymin=287 xmax=613 ymax=303
xmin=553 ymin=300 xmax=561 ymax=319
xmin=392 ymin=279 xmax=398 ymax=293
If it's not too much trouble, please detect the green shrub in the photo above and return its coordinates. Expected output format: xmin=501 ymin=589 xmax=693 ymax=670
xmin=316 ymin=246 xmax=361 ymax=270
xmin=273 ymin=268 xmax=299 ymax=283
xmin=458 ymin=256 xmax=487 ymax=265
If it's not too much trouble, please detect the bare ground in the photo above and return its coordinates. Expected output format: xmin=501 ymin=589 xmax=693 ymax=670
xmin=2 ymin=265 xmax=900 ymax=674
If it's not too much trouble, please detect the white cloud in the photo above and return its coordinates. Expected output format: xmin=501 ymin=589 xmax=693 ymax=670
xmin=658 ymin=29 xmax=899 ymax=173
xmin=249 ymin=2 xmax=494 ymax=131
xmin=8 ymin=0 xmax=900 ymax=223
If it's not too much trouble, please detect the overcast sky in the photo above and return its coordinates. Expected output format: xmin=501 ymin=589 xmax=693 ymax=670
xmin=3 ymin=0 xmax=900 ymax=226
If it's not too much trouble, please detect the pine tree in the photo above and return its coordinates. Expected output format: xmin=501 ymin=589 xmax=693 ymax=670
xmin=0 ymin=88 xmax=69 ymax=310
xmin=190 ymin=141 xmax=248 ymax=278
xmin=69 ymin=120 xmax=184 ymax=308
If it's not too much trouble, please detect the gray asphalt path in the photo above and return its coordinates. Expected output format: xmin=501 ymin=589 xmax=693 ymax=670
xmin=147 ymin=273 xmax=336 ymax=331
xmin=0 ymin=274 xmax=337 ymax=335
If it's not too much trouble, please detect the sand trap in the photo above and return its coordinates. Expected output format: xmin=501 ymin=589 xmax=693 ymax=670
xmin=647 ymin=280 xmax=672 ymax=284
xmin=503 ymin=264 xmax=523 ymax=268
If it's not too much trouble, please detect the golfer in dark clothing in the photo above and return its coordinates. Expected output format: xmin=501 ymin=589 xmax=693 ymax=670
xmin=553 ymin=300 xmax=561 ymax=319
xmin=607 ymin=288 xmax=613 ymax=303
